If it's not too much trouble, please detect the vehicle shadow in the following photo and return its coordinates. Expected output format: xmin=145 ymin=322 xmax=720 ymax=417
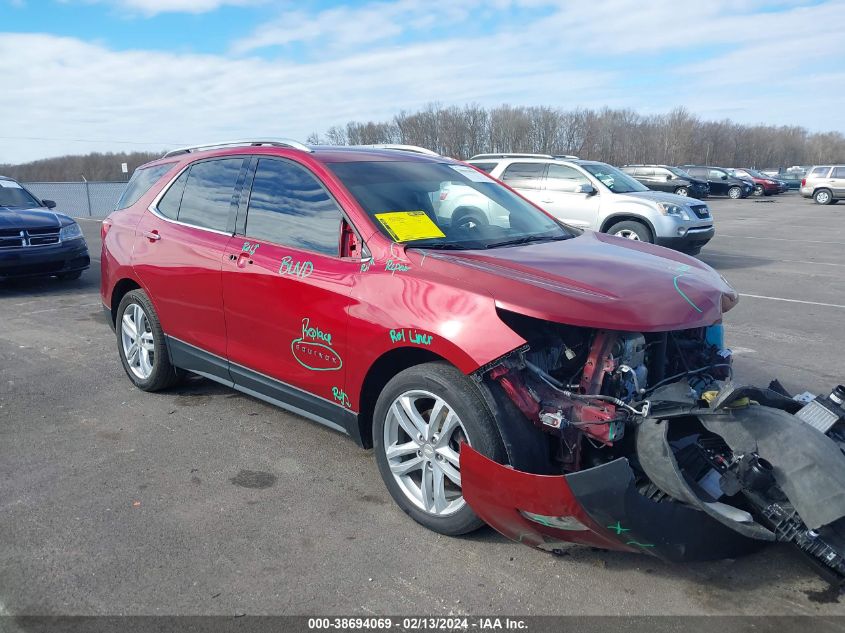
xmin=461 ymin=526 xmax=839 ymax=602
xmin=0 ymin=270 xmax=98 ymax=298
xmin=699 ymin=250 xmax=775 ymax=271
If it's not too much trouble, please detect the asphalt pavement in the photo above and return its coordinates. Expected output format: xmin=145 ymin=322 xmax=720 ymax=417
xmin=1 ymin=192 xmax=844 ymax=616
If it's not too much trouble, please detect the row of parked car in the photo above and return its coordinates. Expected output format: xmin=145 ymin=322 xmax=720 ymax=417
xmin=621 ymin=164 xmax=789 ymax=199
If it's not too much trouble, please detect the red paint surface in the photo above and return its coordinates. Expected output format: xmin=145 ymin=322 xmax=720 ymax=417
xmin=460 ymin=444 xmax=637 ymax=552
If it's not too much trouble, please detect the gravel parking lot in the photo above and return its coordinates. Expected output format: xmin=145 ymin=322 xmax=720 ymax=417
xmin=1 ymin=192 xmax=844 ymax=617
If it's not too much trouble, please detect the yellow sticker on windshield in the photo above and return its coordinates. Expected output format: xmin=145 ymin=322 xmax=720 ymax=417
xmin=374 ymin=211 xmax=445 ymax=243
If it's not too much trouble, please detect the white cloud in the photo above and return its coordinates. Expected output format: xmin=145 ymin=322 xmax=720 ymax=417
xmin=1 ymin=0 xmax=843 ymax=163
xmin=80 ymin=0 xmax=262 ymax=17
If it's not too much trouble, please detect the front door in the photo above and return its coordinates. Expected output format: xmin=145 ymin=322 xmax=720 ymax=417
xmin=538 ymin=163 xmax=601 ymax=228
xmin=221 ymin=157 xmax=357 ymax=429
xmin=708 ymin=169 xmax=729 ymax=195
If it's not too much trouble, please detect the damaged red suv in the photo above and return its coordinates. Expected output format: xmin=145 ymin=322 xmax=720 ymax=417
xmin=102 ymin=140 xmax=845 ymax=584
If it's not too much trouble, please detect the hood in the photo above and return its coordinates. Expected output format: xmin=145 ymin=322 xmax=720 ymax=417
xmin=0 ymin=207 xmax=71 ymax=229
xmin=624 ymin=191 xmax=705 ymax=206
xmin=417 ymin=231 xmax=736 ymax=332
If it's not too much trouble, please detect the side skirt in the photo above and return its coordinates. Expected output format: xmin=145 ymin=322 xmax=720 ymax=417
xmin=166 ymin=336 xmax=360 ymax=442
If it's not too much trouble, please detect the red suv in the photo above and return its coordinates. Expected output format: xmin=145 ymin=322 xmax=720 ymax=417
xmin=101 ymin=140 xmax=845 ymax=581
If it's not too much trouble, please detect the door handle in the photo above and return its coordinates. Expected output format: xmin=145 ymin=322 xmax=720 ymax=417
xmin=541 ymin=199 xmax=555 ymax=204
xmin=143 ymin=230 xmax=161 ymax=242
xmin=233 ymin=251 xmax=253 ymax=267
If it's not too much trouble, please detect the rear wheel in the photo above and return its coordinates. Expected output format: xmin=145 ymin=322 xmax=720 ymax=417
xmin=728 ymin=186 xmax=743 ymax=199
xmin=814 ymin=189 xmax=833 ymax=205
xmin=607 ymin=220 xmax=653 ymax=243
xmin=116 ymin=289 xmax=181 ymax=392
xmin=451 ymin=207 xmax=488 ymax=231
xmin=373 ymin=361 xmax=505 ymax=535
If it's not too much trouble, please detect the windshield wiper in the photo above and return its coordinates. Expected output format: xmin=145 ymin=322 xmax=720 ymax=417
xmin=412 ymin=242 xmax=470 ymax=250
xmin=484 ymin=234 xmax=570 ymax=249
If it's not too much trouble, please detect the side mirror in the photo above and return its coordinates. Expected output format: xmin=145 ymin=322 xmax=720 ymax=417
xmin=721 ymin=175 xmax=728 ymax=180
xmin=577 ymin=183 xmax=597 ymax=196
xmin=42 ymin=199 xmax=56 ymax=209
xmin=665 ymin=175 xmax=672 ymax=181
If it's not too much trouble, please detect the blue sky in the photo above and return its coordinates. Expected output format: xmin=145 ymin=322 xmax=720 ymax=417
xmin=1 ymin=0 xmax=843 ymax=163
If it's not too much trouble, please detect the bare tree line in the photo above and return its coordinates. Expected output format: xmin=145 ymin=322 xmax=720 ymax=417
xmin=1 ymin=151 xmax=163 ymax=183
xmin=308 ymin=104 xmax=845 ymax=168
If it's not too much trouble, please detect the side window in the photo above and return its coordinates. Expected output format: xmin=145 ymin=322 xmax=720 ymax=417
xmin=653 ymin=168 xmax=670 ymax=178
xmin=811 ymin=166 xmax=832 ymax=178
xmin=177 ymin=158 xmax=244 ymax=232
xmin=117 ymin=163 xmax=173 ymax=210
xmin=687 ymin=167 xmax=704 ymax=178
xmin=157 ymin=169 xmax=189 ymax=219
xmin=244 ymin=158 xmax=343 ymax=256
xmin=832 ymin=167 xmax=845 ymax=178
xmin=469 ymin=162 xmax=497 ymax=173
xmin=500 ymin=162 xmax=545 ymax=190
xmin=709 ymin=169 xmax=726 ymax=180
xmin=637 ymin=167 xmax=654 ymax=177
xmin=545 ymin=164 xmax=589 ymax=192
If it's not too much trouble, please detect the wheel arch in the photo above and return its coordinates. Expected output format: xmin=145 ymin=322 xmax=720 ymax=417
xmin=356 ymin=347 xmax=447 ymax=448
xmin=109 ymin=278 xmax=142 ymax=326
xmin=600 ymin=213 xmax=657 ymax=237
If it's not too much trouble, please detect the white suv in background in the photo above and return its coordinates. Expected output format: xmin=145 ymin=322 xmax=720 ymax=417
xmin=462 ymin=155 xmax=715 ymax=255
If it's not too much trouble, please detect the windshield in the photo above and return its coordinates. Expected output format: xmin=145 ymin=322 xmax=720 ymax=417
xmin=328 ymin=161 xmax=574 ymax=250
xmin=581 ymin=163 xmax=649 ymax=193
xmin=668 ymin=167 xmax=695 ymax=180
xmin=0 ymin=180 xmax=42 ymax=208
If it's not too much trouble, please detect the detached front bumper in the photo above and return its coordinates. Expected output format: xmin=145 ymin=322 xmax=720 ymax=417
xmin=0 ymin=238 xmax=90 ymax=278
xmin=461 ymin=445 xmax=759 ymax=563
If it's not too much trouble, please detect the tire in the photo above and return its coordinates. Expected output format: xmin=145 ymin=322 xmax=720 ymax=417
xmin=451 ymin=207 xmax=488 ymax=231
xmin=753 ymin=185 xmax=764 ymax=197
xmin=728 ymin=186 xmax=743 ymax=199
xmin=373 ymin=361 xmax=506 ymax=536
xmin=116 ymin=289 xmax=181 ymax=392
xmin=814 ymin=189 xmax=833 ymax=205
xmin=57 ymin=270 xmax=82 ymax=280
xmin=606 ymin=220 xmax=653 ymax=243
xmin=674 ymin=187 xmax=689 ymax=197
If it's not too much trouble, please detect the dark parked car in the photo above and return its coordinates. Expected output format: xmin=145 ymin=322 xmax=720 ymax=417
xmin=761 ymin=167 xmax=806 ymax=190
xmin=727 ymin=168 xmax=783 ymax=196
xmin=621 ymin=165 xmax=709 ymax=198
xmin=0 ymin=176 xmax=90 ymax=280
xmin=681 ymin=166 xmax=754 ymax=199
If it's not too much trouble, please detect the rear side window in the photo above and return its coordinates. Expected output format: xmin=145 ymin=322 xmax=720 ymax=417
xmin=117 ymin=163 xmax=173 ymax=210
xmin=244 ymin=158 xmax=343 ymax=256
xmin=469 ymin=162 xmax=497 ymax=173
xmin=175 ymin=158 xmax=243 ymax=232
xmin=500 ymin=162 xmax=545 ymax=190
xmin=832 ymin=167 xmax=845 ymax=178
xmin=810 ymin=166 xmax=832 ymax=178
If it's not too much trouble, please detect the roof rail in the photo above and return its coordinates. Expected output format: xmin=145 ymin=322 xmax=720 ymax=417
xmin=355 ymin=144 xmax=439 ymax=156
xmin=162 ymin=138 xmax=311 ymax=158
xmin=469 ymin=153 xmax=580 ymax=161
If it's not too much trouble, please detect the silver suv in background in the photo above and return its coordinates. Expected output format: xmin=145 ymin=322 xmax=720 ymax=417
xmin=461 ymin=155 xmax=715 ymax=255
xmin=801 ymin=165 xmax=845 ymax=204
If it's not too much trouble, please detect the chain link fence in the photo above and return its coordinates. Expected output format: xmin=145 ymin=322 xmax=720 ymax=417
xmin=24 ymin=182 xmax=127 ymax=218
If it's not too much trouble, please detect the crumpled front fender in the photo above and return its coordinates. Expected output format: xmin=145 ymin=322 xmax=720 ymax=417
xmin=461 ymin=444 xmax=762 ymax=562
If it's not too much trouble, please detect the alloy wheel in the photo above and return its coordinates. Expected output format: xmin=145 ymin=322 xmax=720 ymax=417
xmin=121 ymin=303 xmax=155 ymax=380
xmin=816 ymin=191 xmax=831 ymax=204
xmin=383 ymin=390 xmax=469 ymax=516
xmin=614 ymin=229 xmax=641 ymax=241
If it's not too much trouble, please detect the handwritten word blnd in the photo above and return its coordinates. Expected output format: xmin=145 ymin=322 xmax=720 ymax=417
xmin=279 ymin=256 xmax=313 ymax=278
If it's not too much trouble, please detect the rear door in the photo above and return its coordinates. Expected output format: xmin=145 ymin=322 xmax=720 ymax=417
xmin=830 ymin=166 xmax=845 ymax=198
xmin=134 ymin=157 xmax=247 ymax=362
xmin=498 ymin=162 xmax=547 ymax=209
xmin=538 ymin=163 xmax=599 ymax=228
xmin=221 ymin=156 xmax=357 ymax=427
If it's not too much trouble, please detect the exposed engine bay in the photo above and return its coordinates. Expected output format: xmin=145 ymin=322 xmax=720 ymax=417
xmin=465 ymin=310 xmax=845 ymax=586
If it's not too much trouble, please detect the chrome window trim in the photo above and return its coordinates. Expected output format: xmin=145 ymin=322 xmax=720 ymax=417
xmin=147 ymin=158 xmax=244 ymax=237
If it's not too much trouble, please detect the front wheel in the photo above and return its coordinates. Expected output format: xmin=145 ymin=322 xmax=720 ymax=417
xmin=373 ymin=362 xmax=505 ymax=535
xmin=728 ymin=186 xmax=743 ymax=199
xmin=607 ymin=220 xmax=653 ymax=243
xmin=753 ymin=185 xmax=764 ymax=197
xmin=674 ymin=187 xmax=689 ymax=197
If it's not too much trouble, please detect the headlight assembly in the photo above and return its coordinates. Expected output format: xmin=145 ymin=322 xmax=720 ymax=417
xmin=60 ymin=222 xmax=84 ymax=241
xmin=657 ymin=203 xmax=690 ymax=221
